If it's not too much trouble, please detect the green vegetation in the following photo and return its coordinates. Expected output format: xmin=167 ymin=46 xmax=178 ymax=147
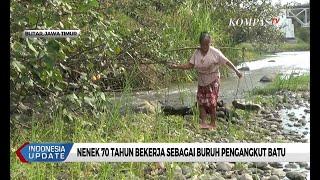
xmin=11 ymin=95 xmax=265 ymax=179
xmin=251 ymin=74 xmax=310 ymax=95
xmin=10 ymin=0 xmax=284 ymax=102
xmin=277 ymin=40 xmax=310 ymax=52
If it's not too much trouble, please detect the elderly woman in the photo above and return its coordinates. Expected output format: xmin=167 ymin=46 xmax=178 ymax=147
xmin=169 ymin=32 xmax=242 ymax=130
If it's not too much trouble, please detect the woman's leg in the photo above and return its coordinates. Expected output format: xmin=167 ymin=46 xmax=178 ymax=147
xmin=208 ymin=107 xmax=217 ymax=129
xmin=208 ymin=80 xmax=219 ymax=129
xmin=199 ymin=105 xmax=209 ymax=128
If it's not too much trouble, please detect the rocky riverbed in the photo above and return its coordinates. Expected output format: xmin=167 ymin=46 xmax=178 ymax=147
xmin=118 ymin=89 xmax=310 ymax=180
xmin=139 ymin=161 xmax=310 ymax=180
xmin=120 ymin=90 xmax=310 ymax=143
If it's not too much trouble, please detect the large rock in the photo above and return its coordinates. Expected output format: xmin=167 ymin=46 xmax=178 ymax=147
xmin=260 ymin=75 xmax=273 ymax=82
xmin=285 ymin=163 xmax=298 ymax=169
xmin=223 ymin=170 xmax=235 ymax=178
xmin=260 ymin=110 xmax=270 ymax=114
xmin=268 ymin=60 xmax=276 ymax=62
xmin=269 ymin=118 xmax=282 ymax=123
xmin=261 ymin=176 xmax=270 ymax=180
xmin=286 ymin=171 xmax=307 ymax=180
xmin=298 ymin=120 xmax=307 ymax=126
xmin=287 ymin=123 xmax=293 ymax=127
xmin=288 ymin=112 xmax=295 ymax=117
xmin=134 ymin=101 xmax=156 ymax=114
xmin=216 ymin=162 xmax=234 ymax=171
xmin=294 ymin=123 xmax=302 ymax=127
xmin=217 ymin=100 xmax=226 ymax=107
xmin=216 ymin=111 xmax=225 ymax=118
xmin=273 ymin=112 xmax=280 ymax=118
xmin=264 ymin=114 xmax=273 ymax=120
xmin=297 ymin=162 xmax=309 ymax=168
xmin=173 ymin=173 xmax=186 ymax=180
xmin=269 ymin=162 xmax=283 ymax=168
xmin=231 ymin=118 xmax=244 ymax=125
xmin=304 ymin=109 xmax=310 ymax=113
xmin=232 ymin=100 xmax=261 ymax=111
xmin=250 ymin=162 xmax=268 ymax=170
xmin=239 ymin=173 xmax=253 ymax=180
xmin=121 ymin=99 xmax=156 ymax=115
xmin=238 ymin=66 xmax=250 ymax=71
xmin=173 ymin=165 xmax=185 ymax=179
xmin=264 ymin=169 xmax=272 ymax=176
xmin=249 ymin=168 xmax=264 ymax=174
xmin=270 ymin=124 xmax=278 ymax=129
xmin=175 ymin=165 xmax=183 ymax=174
xmin=271 ymin=169 xmax=286 ymax=177
xmin=182 ymin=166 xmax=192 ymax=175
xmin=199 ymin=174 xmax=215 ymax=180
xmin=283 ymin=168 xmax=291 ymax=172
xmin=268 ymin=175 xmax=279 ymax=180
xmin=161 ymin=104 xmax=193 ymax=116
xmin=216 ymin=106 xmax=226 ymax=112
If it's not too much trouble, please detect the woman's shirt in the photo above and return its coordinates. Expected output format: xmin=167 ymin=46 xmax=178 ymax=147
xmin=189 ymin=46 xmax=228 ymax=86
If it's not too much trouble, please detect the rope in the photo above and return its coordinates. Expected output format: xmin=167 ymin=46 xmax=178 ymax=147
xmin=241 ymin=48 xmax=254 ymax=92
xmin=233 ymin=78 xmax=241 ymax=101
xmin=237 ymin=47 xmax=255 ymax=101
xmin=164 ymin=63 xmax=170 ymax=105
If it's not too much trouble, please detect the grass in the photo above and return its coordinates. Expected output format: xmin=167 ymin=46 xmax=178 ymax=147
xmin=251 ymin=73 xmax=310 ymax=95
xmin=277 ymin=39 xmax=310 ymax=52
xmin=10 ymin=91 xmax=268 ymax=179
xmin=235 ymin=42 xmax=269 ymax=62
xmin=11 ymin=110 xmax=191 ymax=179
xmin=245 ymin=73 xmax=309 ymax=110
xmin=233 ymin=162 xmax=248 ymax=171
xmin=243 ymin=92 xmax=278 ymax=108
xmin=233 ymin=40 xmax=309 ymax=63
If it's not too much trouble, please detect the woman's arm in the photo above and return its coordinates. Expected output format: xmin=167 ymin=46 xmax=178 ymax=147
xmin=225 ymin=60 xmax=243 ymax=78
xmin=169 ymin=62 xmax=194 ymax=70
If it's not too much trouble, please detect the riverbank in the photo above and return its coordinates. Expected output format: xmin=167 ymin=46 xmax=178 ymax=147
xmin=234 ymin=41 xmax=309 ymax=63
xmin=10 ymin=73 xmax=310 ymax=179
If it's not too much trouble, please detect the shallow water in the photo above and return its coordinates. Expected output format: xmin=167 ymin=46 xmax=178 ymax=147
xmin=237 ymin=51 xmax=310 ymax=71
xmin=279 ymin=106 xmax=310 ymax=142
xmin=281 ymin=162 xmax=310 ymax=180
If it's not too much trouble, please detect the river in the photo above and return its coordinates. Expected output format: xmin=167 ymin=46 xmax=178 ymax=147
xmin=132 ymin=51 xmax=310 ymax=106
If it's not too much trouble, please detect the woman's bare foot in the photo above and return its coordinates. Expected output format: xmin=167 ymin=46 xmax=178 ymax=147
xmin=200 ymin=122 xmax=210 ymax=129
xmin=207 ymin=123 xmax=217 ymax=130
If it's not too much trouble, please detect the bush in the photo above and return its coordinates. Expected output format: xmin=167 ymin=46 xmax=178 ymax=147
xmin=296 ymin=27 xmax=310 ymax=43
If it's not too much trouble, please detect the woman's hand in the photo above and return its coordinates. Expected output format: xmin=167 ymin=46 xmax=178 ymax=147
xmin=236 ymin=70 xmax=243 ymax=79
xmin=225 ymin=60 xmax=243 ymax=79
